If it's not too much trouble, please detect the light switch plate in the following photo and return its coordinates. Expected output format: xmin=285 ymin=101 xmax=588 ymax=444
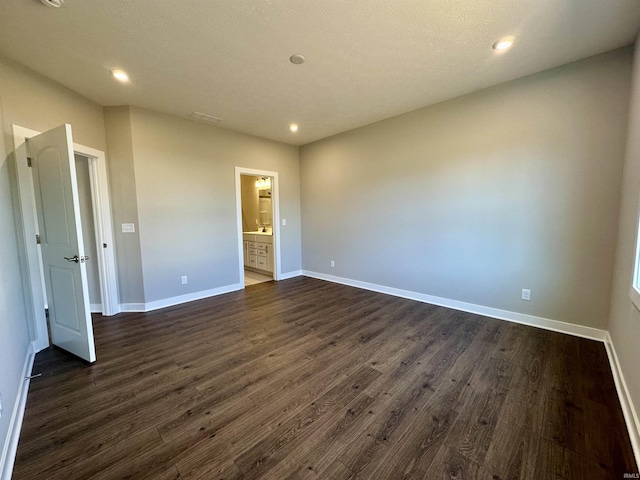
xmin=121 ymin=223 xmax=135 ymax=233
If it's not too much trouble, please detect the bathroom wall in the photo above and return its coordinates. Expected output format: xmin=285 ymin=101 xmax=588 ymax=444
xmin=241 ymin=175 xmax=260 ymax=231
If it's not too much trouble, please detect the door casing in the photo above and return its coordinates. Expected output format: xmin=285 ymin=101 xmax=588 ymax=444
xmin=235 ymin=166 xmax=282 ymax=284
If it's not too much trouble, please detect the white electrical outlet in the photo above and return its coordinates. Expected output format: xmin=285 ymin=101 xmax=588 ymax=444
xmin=181 ymin=276 xmax=188 ymax=284
xmin=521 ymin=289 xmax=531 ymax=301
xmin=282 ymin=219 xmax=287 ymax=226
xmin=330 ymin=260 xmax=335 ymax=268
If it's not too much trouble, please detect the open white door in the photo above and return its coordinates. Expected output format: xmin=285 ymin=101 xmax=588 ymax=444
xmin=27 ymin=124 xmax=96 ymax=363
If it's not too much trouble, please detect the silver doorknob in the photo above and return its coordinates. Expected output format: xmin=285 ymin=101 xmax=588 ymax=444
xmin=64 ymin=255 xmax=79 ymax=263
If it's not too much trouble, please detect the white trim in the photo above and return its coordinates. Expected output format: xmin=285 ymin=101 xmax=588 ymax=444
xmin=11 ymin=125 xmax=120 ymax=352
xmin=279 ymin=270 xmax=302 ymax=280
xmin=11 ymin=127 xmax=48 ymax=352
xmin=90 ymin=303 xmax=103 ymax=313
xmin=301 ymin=270 xmax=607 ymax=342
xmin=119 ymin=303 xmax=147 ymax=313
xmin=604 ymin=332 xmax=640 ymax=465
xmin=235 ymin=167 xmax=282 ymax=285
xmin=120 ymin=283 xmax=244 ymax=313
xmin=83 ymin=151 xmax=120 ymax=316
xmin=630 ymin=196 xmax=640 ymax=311
xmin=0 ymin=343 xmax=35 ymax=480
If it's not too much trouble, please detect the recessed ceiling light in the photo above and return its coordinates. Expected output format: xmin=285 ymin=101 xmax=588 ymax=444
xmin=110 ymin=69 xmax=130 ymax=83
xmin=290 ymin=124 xmax=299 ymax=132
xmin=493 ymin=37 xmax=514 ymax=51
xmin=290 ymin=54 xmax=306 ymax=65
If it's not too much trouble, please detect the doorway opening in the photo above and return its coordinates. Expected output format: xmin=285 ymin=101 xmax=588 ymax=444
xmin=12 ymin=124 xmax=118 ymax=356
xmin=235 ymin=167 xmax=282 ymax=287
xmin=74 ymin=154 xmax=102 ymax=311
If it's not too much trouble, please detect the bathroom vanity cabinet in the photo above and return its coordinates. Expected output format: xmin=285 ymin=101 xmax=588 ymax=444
xmin=243 ymin=234 xmax=273 ymax=274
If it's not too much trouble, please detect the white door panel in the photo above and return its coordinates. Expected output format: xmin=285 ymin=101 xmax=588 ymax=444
xmin=28 ymin=124 xmax=96 ymax=363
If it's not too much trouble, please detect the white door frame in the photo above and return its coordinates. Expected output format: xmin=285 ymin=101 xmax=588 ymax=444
xmin=235 ymin=167 xmax=281 ymax=284
xmin=12 ymin=125 xmax=119 ymax=353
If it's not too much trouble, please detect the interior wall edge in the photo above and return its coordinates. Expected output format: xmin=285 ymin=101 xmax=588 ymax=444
xmin=604 ymin=332 xmax=640 ymax=466
xmin=119 ymin=282 xmax=245 ymax=313
xmin=90 ymin=304 xmax=103 ymax=313
xmin=279 ymin=270 xmax=303 ymax=280
xmin=0 ymin=342 xmax=35 ymax=480
xmin=117 ymin=271 xmax=304 ymax=313
xmin=301 ymin=270 xmax=607 ymax=341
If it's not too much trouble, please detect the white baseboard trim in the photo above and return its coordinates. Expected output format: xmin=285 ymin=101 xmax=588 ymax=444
xmin=301 ymin=271 xmax=607 ymax=342
xmin=120 ymin=283 xmax=244 ymax=313
xmin=604 ymin=332 xmax=640 ymax=465
xmin=116 ymin=272 xmax=297 ymax=313
xmin=0 ymin=342 xmax=35 ymax=480
xmin=119 ymin=302 xmax=146 ymax=312
xmin=90 ymin=303 xmax=102 ymax=313
xmin=279 ymin=270 xmax=302 ymax=280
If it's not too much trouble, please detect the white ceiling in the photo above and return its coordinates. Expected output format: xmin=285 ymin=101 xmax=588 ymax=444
xmin=1 ymin=1 xmax=640 ymax=146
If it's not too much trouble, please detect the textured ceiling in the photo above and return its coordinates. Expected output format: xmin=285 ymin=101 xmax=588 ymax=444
xmin=1 ymin=1 xmax=640 ymax=145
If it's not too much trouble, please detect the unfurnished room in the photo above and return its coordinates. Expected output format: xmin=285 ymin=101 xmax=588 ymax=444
xmin=0 ymin=1 xmax=640 ymax=479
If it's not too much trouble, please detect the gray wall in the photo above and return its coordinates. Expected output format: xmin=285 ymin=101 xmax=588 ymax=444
xmin=103 ymin=106 xmax=145 ymax=305
xmin=300 ymin=48 xmax=632 ymax=329
xmin=128 ymin=107 xmax=301 ymax=303
xmin=74 ymin=155 xmax=100 ymax=305
xmin=0 ymin=54 xmax=106 ymax=469
xmin=609 ymin=39 xmax=640 ymax=447
xmin=0 ymin=75 xmax=30 ymax=476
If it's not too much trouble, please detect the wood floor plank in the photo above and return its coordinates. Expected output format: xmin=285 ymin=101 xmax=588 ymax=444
xmin=258 ymin=393 xmax=377 ymax=480
xmin=423 ymin=444 xmax=482 ymax=480
xmin=12 ymin=277 xmax=637 ymax=480
xmin=339 ymin=317 xmax=479 ymax=478
xmin=358 ymin=331 xmax=496 ymax=479
xmin=234 ymin=366 xmax=382 ymax=479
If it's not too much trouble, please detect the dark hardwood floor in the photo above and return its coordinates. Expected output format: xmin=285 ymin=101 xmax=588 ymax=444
xmin=13 ymin=277 xmax=638 ymax=479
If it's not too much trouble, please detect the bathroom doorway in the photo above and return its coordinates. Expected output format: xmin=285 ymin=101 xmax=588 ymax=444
xmin=235 ymin=167 xmax=282 ymax=287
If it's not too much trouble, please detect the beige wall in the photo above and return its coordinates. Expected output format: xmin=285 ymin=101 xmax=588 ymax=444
xmin=609 ymin=39 xmax=640 ymax=452
xmin=128 ymin=107 xmax=301 ymax=303
xmin=241 ymin=175 xmax=260 ymax=231
xmin=0 ymin=54 xmax=107 ymax=466
xmin=300 ymin=48 xmax=632 ymax=329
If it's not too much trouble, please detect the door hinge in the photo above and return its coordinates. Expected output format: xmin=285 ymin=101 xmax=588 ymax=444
xmin=27 ymin=157 xmax=32 ymax=167
xmin=35 ymin=234 xmax=41 ymax=245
